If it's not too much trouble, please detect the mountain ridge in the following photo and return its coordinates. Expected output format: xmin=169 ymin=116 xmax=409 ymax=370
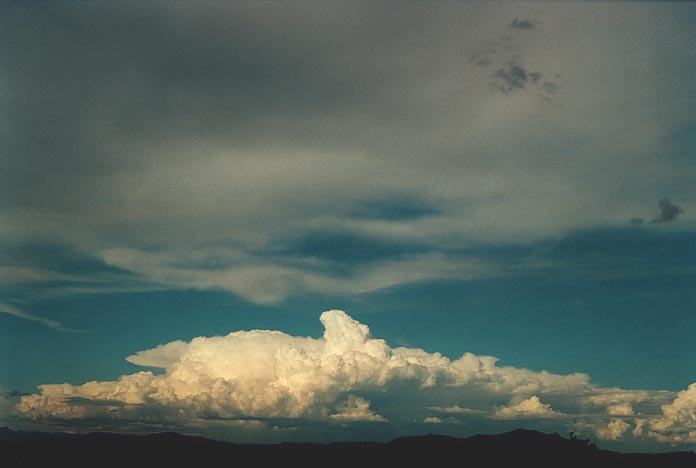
xmin=1 ymin=426 xmax=694 ymax=467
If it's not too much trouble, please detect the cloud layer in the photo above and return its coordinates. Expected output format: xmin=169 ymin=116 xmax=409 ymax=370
xmin=1 ymin=2 xmax=695 ymax=308
xmin=14 ymin=310 xmax=694 ymax=446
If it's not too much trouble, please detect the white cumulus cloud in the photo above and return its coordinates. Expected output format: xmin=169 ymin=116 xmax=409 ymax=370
xmin=493 ymin=396 xmax=561 ymax=420
xmin=14 ymin=310 xmax=696 ymax=448
xmin=595 ymin=419 xmax=631 ymax=441
xmin=645 ymin=383 xmax=696 ymax=444
xmin=607 ymin=402 xmax=634 ymax=417
xmin=422 ymin=416 xmax=443 ymax=424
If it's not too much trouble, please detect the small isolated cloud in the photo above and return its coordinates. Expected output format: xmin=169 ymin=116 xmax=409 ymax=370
xmin=629 ymin=217 xmax=645 ymax=225
xmin=330 ymin=395 xmax=387 ymax=423
xmin=493 ymin=396 xmax=561 ymax=420
xmin=422 ymin=416 xmax=443 ymax=424
xmin=595 ymin=419 xmax=630 ymax=440
xmin=652 ymin=198 xmax=683 ymax=224
xmin=510 ymin=18 xmax=535 ymax=30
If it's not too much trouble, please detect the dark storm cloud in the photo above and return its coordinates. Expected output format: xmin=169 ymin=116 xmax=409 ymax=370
xmin=652 ymin=198 xmax=683 ymax=224
xmin=510 ymin=18 xmax=535 ymax=30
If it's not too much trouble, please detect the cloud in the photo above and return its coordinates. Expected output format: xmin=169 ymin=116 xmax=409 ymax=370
xmin=15 ymin=309 xmax=694 ymax=446
xmin=422 ymin=416 xmax=443 ymax=424
xmin=2 ymin=2 xmax=694 ymax=309
xmin=329 ymin=395 xmax=387 ymax=423
xmin=491 ymin=63 xmax=558 ymax=98
xmin=587 ymin=389 xmax=651 ymax=408
xmin=493 ymin=396 xmax=562 ymax=420
xmin=348 ymin=197 xmax=441 ymax=222
xmin=0 ymin=302 xmax=75 ymax=331
xmin=510 ymin=18 xmax=535 ymax=30
xmin=645 ymin=383 xmax=696 ymax=444
xmin=98 ymin=247 xmax=493 ymax=304
xmin=595 ymin=419 xmax=630 ymax=440
xmin=607 ymin=402 xmax=634 ymax=417
xmin=652 ymin=198 xmax=684 ymax=224
xmin=17 ymin=310 xmax=592 ymax=425
xmin=427 ymin=405 xmax=484 ymax=415
xmin=468 ymin=19 xmax=558 ymax=100
xmin=492 ymin=64 xmax=530 ymax=94
xmin=126 ymin=340 xmax=189 ymax=368
xmin=629 ymin=198 xmax=685 ymax=226
xmin=277 ymin=231 xmax=431 ymax=264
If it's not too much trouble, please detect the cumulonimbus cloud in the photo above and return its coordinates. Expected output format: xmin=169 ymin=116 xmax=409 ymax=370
xmin=13 ymin=310 xmax=696 ymax=446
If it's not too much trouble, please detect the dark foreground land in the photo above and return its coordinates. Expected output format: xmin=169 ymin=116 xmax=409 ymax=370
xmin=1 ymin=427 xmax=694 ymax=467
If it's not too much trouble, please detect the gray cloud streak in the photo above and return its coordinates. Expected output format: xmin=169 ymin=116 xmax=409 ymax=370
xmin=510 ymin=18 xmax=535 ymax=30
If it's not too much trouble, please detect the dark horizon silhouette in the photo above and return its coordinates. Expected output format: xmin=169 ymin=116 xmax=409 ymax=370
xmin=1 ymin=427 xmax=694 ymax=468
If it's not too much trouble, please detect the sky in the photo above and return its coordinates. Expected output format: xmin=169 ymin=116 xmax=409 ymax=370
xmin=0 ymin=1 xmax=695 ymax=452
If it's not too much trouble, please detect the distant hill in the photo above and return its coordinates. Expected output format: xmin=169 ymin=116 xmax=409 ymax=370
xmin=1 ymin=427 xmax=694 ymax=467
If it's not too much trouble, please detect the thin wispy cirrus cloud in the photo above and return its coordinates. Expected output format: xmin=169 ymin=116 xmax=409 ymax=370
xmin=0 ymin=303 xmax=65 ymax=331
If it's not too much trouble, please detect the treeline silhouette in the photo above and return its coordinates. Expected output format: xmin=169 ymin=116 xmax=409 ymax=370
xmin=1 ymin=427 xmax=694 ymax=467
